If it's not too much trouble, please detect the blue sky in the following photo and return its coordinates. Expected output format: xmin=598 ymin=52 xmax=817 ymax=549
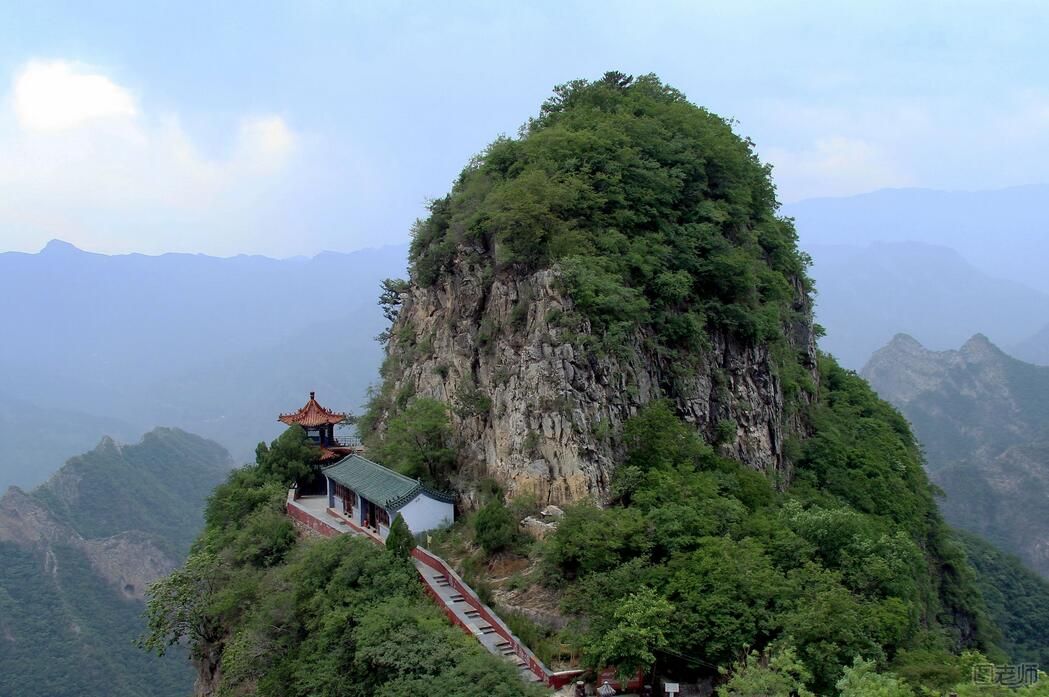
xmin=1 ymin=1 xmax=1048 ymax=257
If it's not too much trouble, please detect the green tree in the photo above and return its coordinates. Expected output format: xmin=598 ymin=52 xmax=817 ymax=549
xmin=385 ymin=514 xmax=416 ymax=559
xmin=370 ymin=398 xmax=456 ymax=482
xmin=141 ymin=552 xmax=225 ymax=659
xmin=545 ymin=503 xmax=650 ymax=578
xmin=229 ymin=507 xmax=297 ymax=568
xmin=663 ymin=537 xmax=786 ymax=665
xmin=621 ymin=400 xmax=714 ymax=474
xmin=836 ymin=658 xmax=915 ymax=697
xmin=473 ymin=498 xmax=517 ymax=555
xmin=584 ymin=587 xmax=672 ymax=682
xmin=255 ymin=425 xmax=316 ymax=486
xmin=717 ymin=646 xmax=815 ymax=697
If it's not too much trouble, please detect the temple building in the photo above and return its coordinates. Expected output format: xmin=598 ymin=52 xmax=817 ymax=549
xmin=324 ymin=454 xmax=454 ymax=538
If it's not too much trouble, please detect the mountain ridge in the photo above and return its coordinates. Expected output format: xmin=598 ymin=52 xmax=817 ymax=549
xmin=785 ymin=184 xmax=1049 ymax=294
xmin=0 ymin=427 xmax=232 ymax=697
xmin=863 ymin=333 xmax=1049 ymax=577
xmin=804 ymin=241 xmax=1049 ymax=368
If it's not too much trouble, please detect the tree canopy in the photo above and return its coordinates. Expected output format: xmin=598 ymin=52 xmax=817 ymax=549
xmin=143 ymin=427 xmax=542 ymax=697
xmin=549 ymin=364 xmax=999 ymax=694
xmin=407 ymin=72 xmax=809 ymax=354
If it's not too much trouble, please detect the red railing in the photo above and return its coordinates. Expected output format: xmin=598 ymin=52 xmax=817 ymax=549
xmin=411 ymin=546 xmax=563 ymax=684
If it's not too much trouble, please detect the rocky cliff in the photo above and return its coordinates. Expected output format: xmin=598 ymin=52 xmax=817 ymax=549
xmin=380 ymin=262 xmax=816 ymax=506
xmin=864 ymin=334 xmax=1049 ymax=577
xmin=0 ymin=486 xmax=173 ymax=600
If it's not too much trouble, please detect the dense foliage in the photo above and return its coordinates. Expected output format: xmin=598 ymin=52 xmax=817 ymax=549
xmin=473 ymin=498 xmax=519 ymax=555
xmin=363 ymin=397 xmax=456 ymax=485
xmin=960 ymin=531 xmax=1049 ymax=667
xmin=406 ymin=72 xmax=810 ymax=356
xmin=543 ymin=363 xmax=1000 ymax=694
xmin=143 ymin=427 xmax=543 ymax=697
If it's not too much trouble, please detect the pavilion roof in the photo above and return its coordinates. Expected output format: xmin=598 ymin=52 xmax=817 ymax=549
xmin=278 ymin=392 xmax=346 ymax=428
xmin=322 ymin=455 xmax=454 ymax=511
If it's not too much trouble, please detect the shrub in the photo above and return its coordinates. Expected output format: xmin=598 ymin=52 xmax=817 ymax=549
xmin=473 ymin=499 xmax=517 ymax=555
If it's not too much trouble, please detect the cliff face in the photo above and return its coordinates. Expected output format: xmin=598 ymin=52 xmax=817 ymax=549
xmin=0 ymin=484 xmax=175 ymax=600
xmin=379 ymin=257 xmax=817 ymax=506
xmin=365 ymin=75 xmax=824 ymax=507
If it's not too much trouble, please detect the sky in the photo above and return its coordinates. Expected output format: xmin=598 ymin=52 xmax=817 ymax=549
xmin=1 ymin=0 xmax=1048 ymax=257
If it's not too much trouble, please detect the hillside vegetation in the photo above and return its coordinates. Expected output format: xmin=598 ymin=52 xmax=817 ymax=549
xmin=444 ymin=364 xmax=1005 ymax=694
xmin=143 ymin=427 xmax=544 ymax=697
xmin=387 ymin=74 xmax=1009 ymax=693
xmin=0 ymin=428 xmax=231 ymax=697
xmin=406 ymin=70 xmax=810 ymax=376
xmin=147 ymin=74 xmax=1034 ymax=697
xmin=960 ymin=532 xmax=1049 ymax=668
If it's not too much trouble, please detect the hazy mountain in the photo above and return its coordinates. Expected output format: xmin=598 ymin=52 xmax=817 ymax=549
xmin=863 ymin=334 xmax=1049 ymax=577
xmin=804 ymin=241 xmax=1049 ymax=369
xmin=0 ymin=428 xmax=232 ymax=697
xmin=1012 ymin=323 xmax=1049 ymax=366
xmin=0 ymin=240 xmax=408 ymax=487
xmin=0 ymin=392 xmax=139 ymax=489
xmin=785 ymin=185 xmax=1049 ymax=294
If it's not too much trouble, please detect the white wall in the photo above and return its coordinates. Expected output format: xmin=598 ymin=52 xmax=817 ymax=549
xmin=397 ymin=494 xmax=453 ymax=535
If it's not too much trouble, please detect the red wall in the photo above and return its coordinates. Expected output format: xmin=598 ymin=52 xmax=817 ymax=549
xmin=287 ymin=501 xmax=338 ymax=537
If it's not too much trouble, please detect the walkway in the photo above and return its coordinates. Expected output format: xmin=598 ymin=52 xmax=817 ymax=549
xmin=286 ymin=493 xmax=582 ymax=688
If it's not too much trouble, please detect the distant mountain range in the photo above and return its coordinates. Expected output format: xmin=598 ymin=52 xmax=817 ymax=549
xmin=0 ymin=240 xmax=408 ymax=489
xmin=804 ymin=241 xmax=1049 ymax=369
xmin=0 ymin=428 xmax=232 ymax=697
xmin=785 ymin=185 xmax=1049 ymax=294
xmin=1012 ymin=322 xmax=1049 ymax=366
xmin=863 ymin=334 xmax=1049 ymax=577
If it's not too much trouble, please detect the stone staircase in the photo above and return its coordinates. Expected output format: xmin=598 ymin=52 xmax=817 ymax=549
xmin=287 ymin=493 xmax=584 ymax=686
xmin=412 ymin=549 xmax=546 ymax=683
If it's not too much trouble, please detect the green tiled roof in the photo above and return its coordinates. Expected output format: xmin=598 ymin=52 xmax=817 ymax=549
xmin=322 ymin=454 xmax=453 ymax=511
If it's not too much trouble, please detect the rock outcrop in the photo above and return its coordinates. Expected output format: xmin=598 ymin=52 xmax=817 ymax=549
xmin=0 ymin=486 xmax=177 ymax=600
xmin=377 ymin=258 xmax=818 ymax=506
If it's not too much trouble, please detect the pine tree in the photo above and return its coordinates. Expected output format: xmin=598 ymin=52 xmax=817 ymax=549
xmin=386 ymin=514 xmax=416 ymax=559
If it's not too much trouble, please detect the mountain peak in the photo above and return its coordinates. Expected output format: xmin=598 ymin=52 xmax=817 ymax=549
xmin=40 ymin=239 xmax=82 ymax=255
xmin=888 ymin=333 xmax=926 ymax=350
xmin=960 ymin=333 xmax=1002 ymax=360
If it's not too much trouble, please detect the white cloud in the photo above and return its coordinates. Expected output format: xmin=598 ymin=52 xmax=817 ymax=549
xmin=236 ymin=115 xmax=297 ymax=171
xmin=13 ymin=60 xmax=138 ymax=131
xmin=0 ymin=59 xmax=302 ymax=255
xmin=764 ymin=136 xmax=915 ymax=203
